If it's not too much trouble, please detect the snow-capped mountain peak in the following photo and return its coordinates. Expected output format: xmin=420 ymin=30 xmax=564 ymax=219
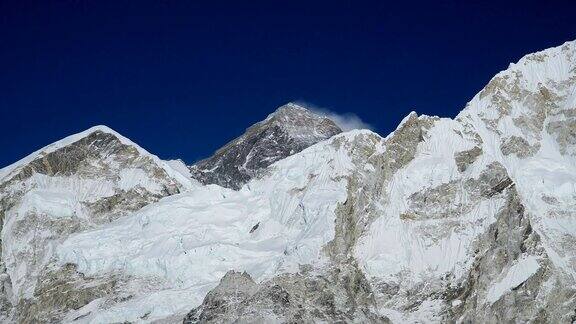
xmin=0 ymin=125 xmax=192 ymax=189
xmin=189 ymin=102 xmax=342 ymax=189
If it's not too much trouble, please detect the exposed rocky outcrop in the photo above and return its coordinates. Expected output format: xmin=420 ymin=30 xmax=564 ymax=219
xmin=454 ymin=146 xmax=482 ymax=172
xmin=327 ymin=112 xmax=436 ymax=261
xmin=547 ymin=116 xmax=576 ymax=156
xmin=500 ymin=135 xmax=540 ymax=157
xmin=184 ymin=263 xmax=388 ymax=324
xmin=189 ymin=103 xmax=342 ymax=190
xmin=15 ymin=263 xmax=117 ymax=323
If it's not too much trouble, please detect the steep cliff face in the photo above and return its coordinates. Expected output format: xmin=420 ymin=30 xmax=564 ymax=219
xmin=189 ymin=103 xmax=342 ymax=190
xmin=0 ymin=40 xmax=575 ymax=323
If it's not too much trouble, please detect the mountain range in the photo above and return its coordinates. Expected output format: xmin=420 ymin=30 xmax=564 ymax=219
xmin=1 ymin=40 xmax=575 ymax=323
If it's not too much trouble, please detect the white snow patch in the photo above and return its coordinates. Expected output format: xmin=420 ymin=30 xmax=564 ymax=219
xmin=118 ymin=168 xmax=163 ymax=193
xmin=486 ymin=256 xmax=540 ymax=303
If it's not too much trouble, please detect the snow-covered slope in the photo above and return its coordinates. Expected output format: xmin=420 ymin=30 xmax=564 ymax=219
xmin=0 ymin=40 xmax=575 ymax=323
xmin=55 ymin=130 xmax=362 ymax=322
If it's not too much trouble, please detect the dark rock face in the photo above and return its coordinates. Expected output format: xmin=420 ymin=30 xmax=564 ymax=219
xmin=15 ymin=263 xmax=117 ymax=323
xmin=189 ymin=103 xmax=342 ymax=190
xmin=8 ymin=131 xmax=139 ymax=181
xmin=184 ymin=264 xmax=389 ymax=324
xmin=454 ymin=146 xmax=482 ymax=172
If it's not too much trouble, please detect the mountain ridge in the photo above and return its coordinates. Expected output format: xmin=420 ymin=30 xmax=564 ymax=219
xmin=0 ymin=39 xmax=574 ymax=323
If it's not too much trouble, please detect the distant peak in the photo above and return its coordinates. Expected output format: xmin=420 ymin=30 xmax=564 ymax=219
xmin=84 ymin=124 xmax=117 ymax=133
xmin=190 ymin=102 xmax=342 ymax=190
xmin=265 ymin=102 xmax=336 ymax=125
xmin=276 ymin=102 xmax=309 ymax=112
xmin=80 ymin=125 xmax=142 ymax=142
xmin=264 ymin=102 xmax=311 ymax=121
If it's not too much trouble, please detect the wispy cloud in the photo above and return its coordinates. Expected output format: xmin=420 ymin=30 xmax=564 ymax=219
xmin=294 ymin=101 xmax=373 ymax=131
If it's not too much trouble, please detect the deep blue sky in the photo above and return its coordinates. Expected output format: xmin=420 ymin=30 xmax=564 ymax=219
xmin=1 ymin=0 xmax=575 ymax=167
